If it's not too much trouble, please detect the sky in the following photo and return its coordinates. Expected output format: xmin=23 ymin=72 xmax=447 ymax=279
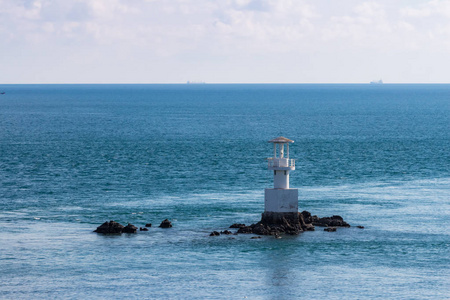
xmin=1 ymin=0 xmax=450 ymax=84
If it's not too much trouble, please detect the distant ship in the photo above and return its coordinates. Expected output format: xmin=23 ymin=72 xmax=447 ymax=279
xmin=370 ymin=79 xmax=383 ymax=84
xmin=0 ymin=91 xmax=5 ymax=94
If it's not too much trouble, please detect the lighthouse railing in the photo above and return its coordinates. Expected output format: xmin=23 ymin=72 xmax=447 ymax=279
xmin=267 ymin=158 xmax=295 ymax=168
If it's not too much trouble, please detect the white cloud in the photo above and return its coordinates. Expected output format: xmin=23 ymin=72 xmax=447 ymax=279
xmin=401 ymin=0 xmax=450 ymax=18
xmin=2 ymin=0 xmax=450 ymax=83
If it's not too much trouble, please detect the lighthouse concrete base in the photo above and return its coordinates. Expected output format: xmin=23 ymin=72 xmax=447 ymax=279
xmin=264 ymin=188 xmax=298 ymax=213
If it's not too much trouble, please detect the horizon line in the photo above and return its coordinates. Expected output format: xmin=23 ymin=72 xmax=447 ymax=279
xmin=2 ymin=82 xmax=450 ymax=85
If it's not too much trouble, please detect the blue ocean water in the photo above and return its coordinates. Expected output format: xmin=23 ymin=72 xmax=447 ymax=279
xmin=0 ymin=84 xmax=449 ymax=299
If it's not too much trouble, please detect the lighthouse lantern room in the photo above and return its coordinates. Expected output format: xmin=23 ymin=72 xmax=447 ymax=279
xmin=265 ymin=137 xmax=298 ymax=213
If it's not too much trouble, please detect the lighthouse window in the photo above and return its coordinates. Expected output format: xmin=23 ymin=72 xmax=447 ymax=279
xmin=274 ymin=171 xmax=276 ymax=176
xmin=284 ymin=171 xmax=287 ymax=175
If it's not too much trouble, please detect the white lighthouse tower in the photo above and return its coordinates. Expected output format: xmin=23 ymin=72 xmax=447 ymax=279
xmin=264 ymin=137 xmax=298 ymax=214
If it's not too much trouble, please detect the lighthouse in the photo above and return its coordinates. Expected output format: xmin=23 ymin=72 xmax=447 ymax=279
xmin=227 ymin=136 xmax=318 ymax=235
xmin=264 ymin=137 xmax=298 ymax=215
xmin=225 ymin=136 xmax=345 ymax=235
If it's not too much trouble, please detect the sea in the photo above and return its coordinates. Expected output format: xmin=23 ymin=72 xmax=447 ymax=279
xmin=0 ymin=84 xmax=449 ymax=299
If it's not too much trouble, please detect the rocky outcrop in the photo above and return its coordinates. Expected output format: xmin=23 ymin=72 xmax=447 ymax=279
xmin=145 ymin=223 xmax=152 ymax=227
xmin=229 ymin=223 xmax=246 ymax=229
xmin=236 ymin=212 xmax=304 ymax=235
xmin=230 ymin=211 xmax=350 ymax=236
xmin=122 ymin=223 xmax=138 ymax=233
xmin=94 ymin=221 xmax=140 ymax=234
xmin=311 ymin=215 xmax=350 ymax=227
xmin=209 ymin=230 xmax=233 ymax=236
xmin=159 ymin=219 xmax=172 ymax=228
xmin=94 ymin=221 xmax=124 ymax=234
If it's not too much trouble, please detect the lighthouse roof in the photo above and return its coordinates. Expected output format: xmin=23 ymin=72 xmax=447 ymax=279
xmin=268 ymin=136 xmax=294 ymax=143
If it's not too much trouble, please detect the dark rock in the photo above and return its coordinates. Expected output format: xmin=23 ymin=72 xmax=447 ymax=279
xmin=298 ymin=212 xmax=315 ymax=231
xmin=159 ymin=219 xmax=172 ymax=228
xmin=300 ymin=211 xmax=313 ymax=224
xmin=260 ymin=212 xmax=303 ymax=235
xmin=94 ymin=220 xmax=124 ymax=234
xmin=229 ymin=223 xmax=246 ymax=229
xmin=139 ymin=227 xmax=149 ymax=231
xmin=209 ymin=231 xmax=220 ymax=236
xmin=145 ymin=223 xmax=152 ymax=227
xmin=324 ymin=227 xmax=337 ymax=232
xmin=229 ymin=211 xmax=348 ymax=236
xmin=122 ymin=223 xmax=138 ymax=233
xmin=233 ymin=212 xmax=305 ymax=236
xmin=303 ymin=223 xmax=315 ymax=231
xmin=252 ymin=223 xmax=270 ymax=235
xmin=237 ymin=226 xmax=254 ymax=234
xmin=261 ymin=211 xmax=299 ymax=225
xmin=313 ymin=215 xmax=350 ymax=227
xmin=357 ymin=225 xmax=365 ymax=229
xmin=220 ymin=230 xmax=232 ymax=235
xmin=250 ymin=236 xmax=261 ymax=239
